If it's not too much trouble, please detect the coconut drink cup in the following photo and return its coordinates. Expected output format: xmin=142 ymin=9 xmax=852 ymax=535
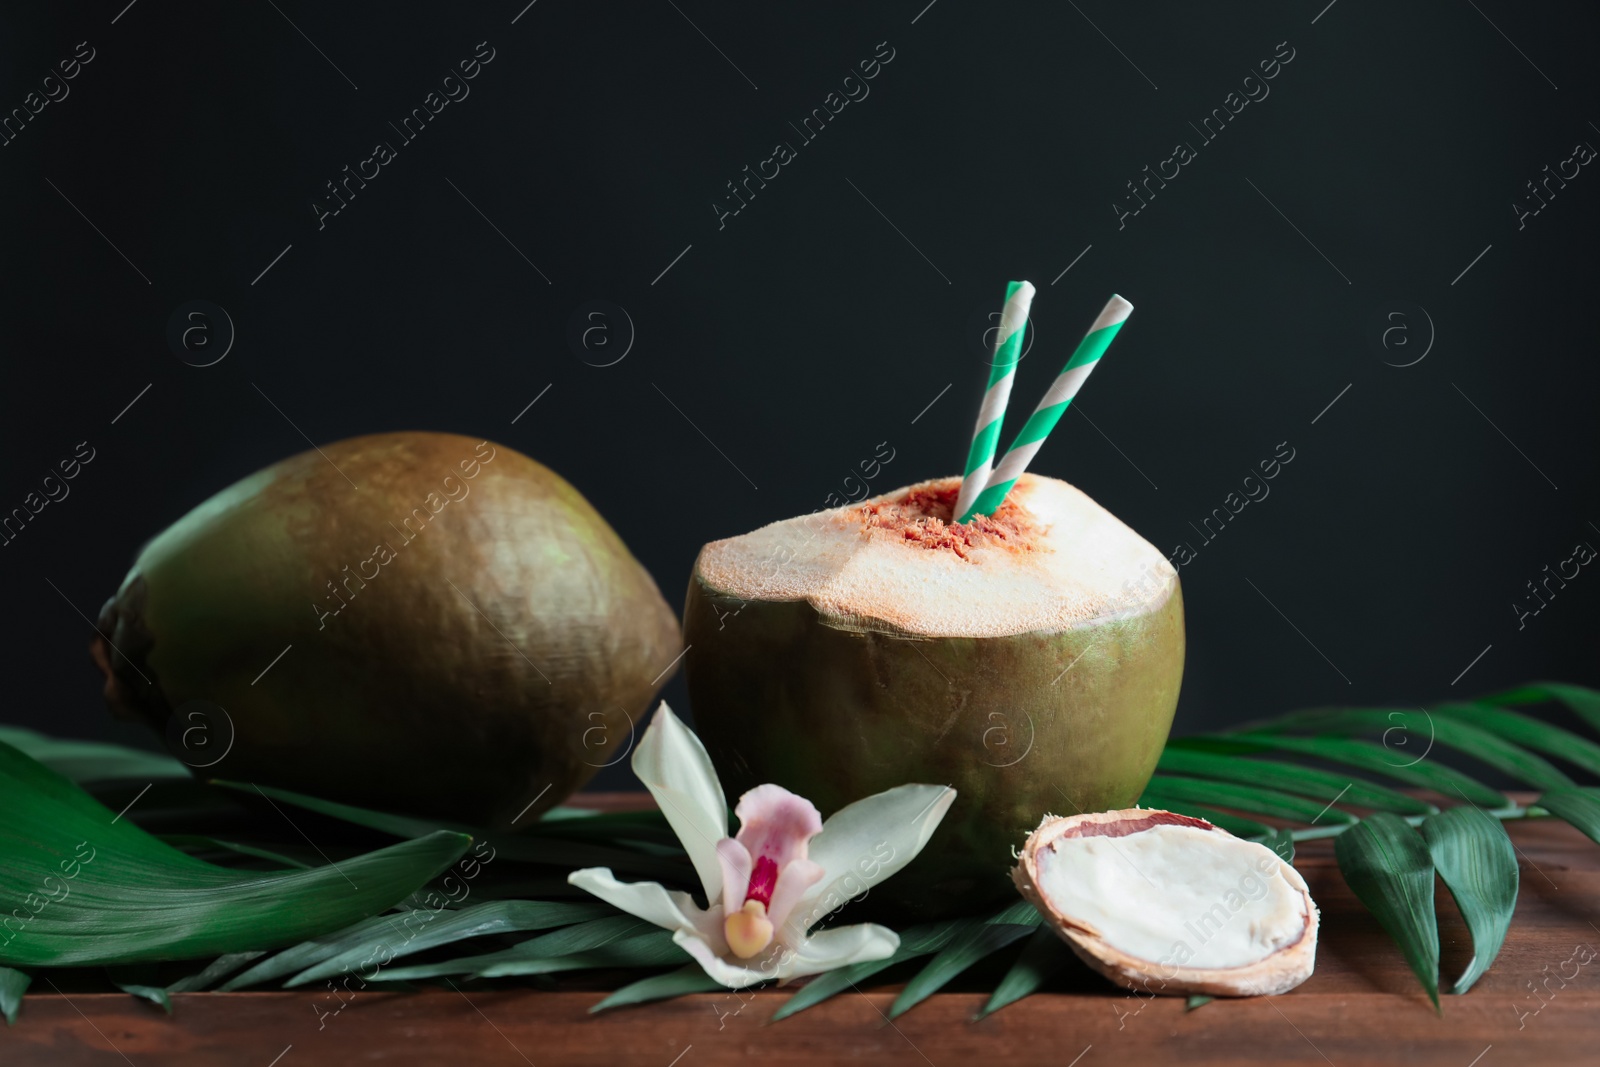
xmin=684 ymin=474 xmax=1183 ymax=916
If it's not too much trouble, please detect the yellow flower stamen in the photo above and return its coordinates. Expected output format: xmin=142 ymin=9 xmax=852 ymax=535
xmin=724 ymin=899 xmax=774 ymax=959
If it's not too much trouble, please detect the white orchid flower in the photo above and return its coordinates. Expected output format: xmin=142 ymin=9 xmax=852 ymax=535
xmin=568 ymin=702 xmax=956 ymax=989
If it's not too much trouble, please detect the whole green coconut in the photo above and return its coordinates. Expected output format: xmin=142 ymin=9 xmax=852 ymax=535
xmin=684 ymin=475 xmax=1183 ymax=916
xmin=92 ymin=431 xmax=681 ymax=827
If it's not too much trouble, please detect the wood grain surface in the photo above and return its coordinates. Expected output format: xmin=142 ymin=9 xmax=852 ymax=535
xmin=3 ymin=795 xmax=1596 ymax=1066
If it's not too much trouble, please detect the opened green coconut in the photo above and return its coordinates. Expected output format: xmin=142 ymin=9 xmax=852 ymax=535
xmin=92 ymin=431 xmax=680 ymax=827
xmin=684 ymin=474 xmax=1183 ymax=915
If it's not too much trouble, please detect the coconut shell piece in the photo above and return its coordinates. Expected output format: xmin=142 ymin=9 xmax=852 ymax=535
xmin=1012 ymin=808 xmax=1319 ymax=997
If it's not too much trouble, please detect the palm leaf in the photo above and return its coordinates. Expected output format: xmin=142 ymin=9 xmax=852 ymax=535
xmin=215 ymin=780 xmax=694 ymax=880
xmin=475 ymin=931 xmax=686 ymax=979
xmin=109 ymin=974 xmax=172 ymax=1014
xmin=1183 ymin=734 xmax=1508 ymax=807
xmin=235 ymin=913 xmax=553 ymax=987
xmin=590 ymin=964 xmax=723 ymax=1012
xmin=770 ymin=917 xmax=976 ymax=1021
xmin=377 ymin=929 xmax=685 ymax=982
xmin=1433 ymin=703 xmax=1600 ymax=776
xmin=1419 ymin=806 xmax=1517 ymax=994
xmin=0 ymin=740 xmax=471 ymax=967
xmin=157 ymin=835 xmax=312 ymax=869
xmin=1534 ymin=787 xmax=1600 ymax=846
xmin=1142 ymin=775 xmax=1355 ymax=825
xmin=1481 ymin=681 xmax=1600 ymax=732
xmin=976 ymin=926 xmax=1075 ymax=1019
xmin=1259 ymin=828 xmax=1296 ymax=863
xmin=889 ymin=901 xmax=1042 ymax=1018
xmin=0 ymin=966 xmax=29 ymax=1025
xmin=281 ymin=900 xmax=611 ymax=987
xmin=1156 ymin=747 xmax=1433 ymax=814
xmin=222 ymin=911 xmax=431 ymax=990
xmin=371 ymin=915 xmax=668 ymax=980
xmin=168 ymin=951 xmax=265 ymax=993
xmin=473 ymin=921 xmax=675 ymax=979
xmin=1248 ymin=709 xmax=1574 ymax=790
xmin=539 ymin=806 xmax=602 ymax=821
xmin=1333 ymin=813 xmax=1440 ymax=1010
xmin=0 ymin=727 xmax=188 ymax=783
xmin=212 ymin=779 xmax=469 ymax=838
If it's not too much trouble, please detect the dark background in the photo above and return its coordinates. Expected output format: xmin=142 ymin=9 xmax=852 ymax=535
xmin=3 ymin=1 xmax=1596 ymax=789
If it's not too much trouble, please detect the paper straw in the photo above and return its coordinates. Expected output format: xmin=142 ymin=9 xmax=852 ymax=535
xmin=960 ymin=294 xmax=1133 ymax=521
xmin=952 ymin=281 xmax=1035 ymax=520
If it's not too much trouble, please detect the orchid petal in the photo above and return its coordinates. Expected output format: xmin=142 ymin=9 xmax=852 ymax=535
xmin=794 ymin=784 xmax=956 ymax=930
xmin=566 ymin=867 xmax=708 ymax=936
xmin=673 ymin=920 xmax=897 ymax=988
xmin=673 ymin=929 xmax=772 ymax=990
xmin=631 ymin=702 xmax=729 ymax=903
xmin=733 ymin=784 xmax=823 ymax=873
xmin=766 ymin=858 xmax=824 ymax=935
xmin=781 ymin=923 xmax=900 ymax=980
xmin=714 ymin=838 xmax=753 ymax=916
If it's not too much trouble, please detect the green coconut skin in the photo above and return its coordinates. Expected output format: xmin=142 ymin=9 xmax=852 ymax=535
xmin=92 ymin=432 xmax=681 ymax=828
xmin=683 ymin=570 xmax=1184 ymax=917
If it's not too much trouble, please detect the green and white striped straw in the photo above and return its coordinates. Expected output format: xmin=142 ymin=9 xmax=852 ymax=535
xmin=953 ymin=280 xmax=1035 ymax=521
xmin=960 ymin=294 xmax=1133 ymax=522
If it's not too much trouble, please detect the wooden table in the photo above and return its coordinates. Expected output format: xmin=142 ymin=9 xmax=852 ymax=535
xmin=4 ymin=796 xmax=1596 ymax=1066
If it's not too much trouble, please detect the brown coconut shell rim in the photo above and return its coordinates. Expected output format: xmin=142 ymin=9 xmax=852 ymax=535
xmin=1011 ymin=808 xmax=1320 ymax=998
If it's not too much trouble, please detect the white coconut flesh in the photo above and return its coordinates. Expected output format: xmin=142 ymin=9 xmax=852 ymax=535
xmin=1035 ymin=824 xmax=1304 ymax=969
xmin=692 ymin=475 xmax=1176 ymax=637
xmin=1012 ymin=810 xmax=1319 ymax=997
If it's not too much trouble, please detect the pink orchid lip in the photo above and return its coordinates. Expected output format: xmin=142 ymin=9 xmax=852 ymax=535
xmin=735 ymin=784 xmax=823 ymax=873
xmin=715 ymin=785 xmax=828 ymax=951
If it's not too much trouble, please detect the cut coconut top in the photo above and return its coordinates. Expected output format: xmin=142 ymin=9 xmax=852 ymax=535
xmin=1034 ymin=819 xmax=1306 ymax=971
xmin=692 ymin=475 xmax=1175 ymax=637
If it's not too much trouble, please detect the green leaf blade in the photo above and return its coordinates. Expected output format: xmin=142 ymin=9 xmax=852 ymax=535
xmin=0 ymin=728 xmax=189 ymax=784
xmin=0 ymin=741 xmax=473 ymax=968
xmin=1481 ymin=681 xmax=1600 ymax=733
xmin=1212 ymin=734 xmax=1508 ymax=808
xmin=1535 ymin=787 xmax=1600 ymax=846
xmin=1156 ymin=748 xmax=1434 ymax=814
xmin=281 ymin=900 xmax=613 ymax=987
xmin=1334 ymin=812 xmax=1440 ymax=1010
xmin=476 ymin=931 xmax=687 ymax=979
xmin=0 ymin=966 xmax=29 ymax=1026
xmin=1420 ymin=806 xmax=1518 ymax=995
xmin=210 ymin=779 xmax=466 ymax=838
xmin=1141 ymin=775 xmax=1355 ymax=825
xmin=168 ymin=952 xmax=265 ymax=993
xmin=111 ymin=979 xmax=173 ymax=1014
xmin=888 ymin=903 xmax=1043 ymax=1018
xmin=590 ymin=964 xmax=723 ymax=1012
xmin=1434 ymin=703 xmax=1600 ymax=777
xmin=371 ymin=916 xmax=672 ymax=981
xmin=1252 ymin=709 xmax=1574 ymax=791
xmin=976 ymin=926 xmax=1073 ymax=1019
xmin=771 ymin=918 xmax=975 ymax=1022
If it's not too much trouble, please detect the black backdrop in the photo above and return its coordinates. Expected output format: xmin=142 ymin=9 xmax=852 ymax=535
xmin=3 ymin=1 xmax=1596 ymax=789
